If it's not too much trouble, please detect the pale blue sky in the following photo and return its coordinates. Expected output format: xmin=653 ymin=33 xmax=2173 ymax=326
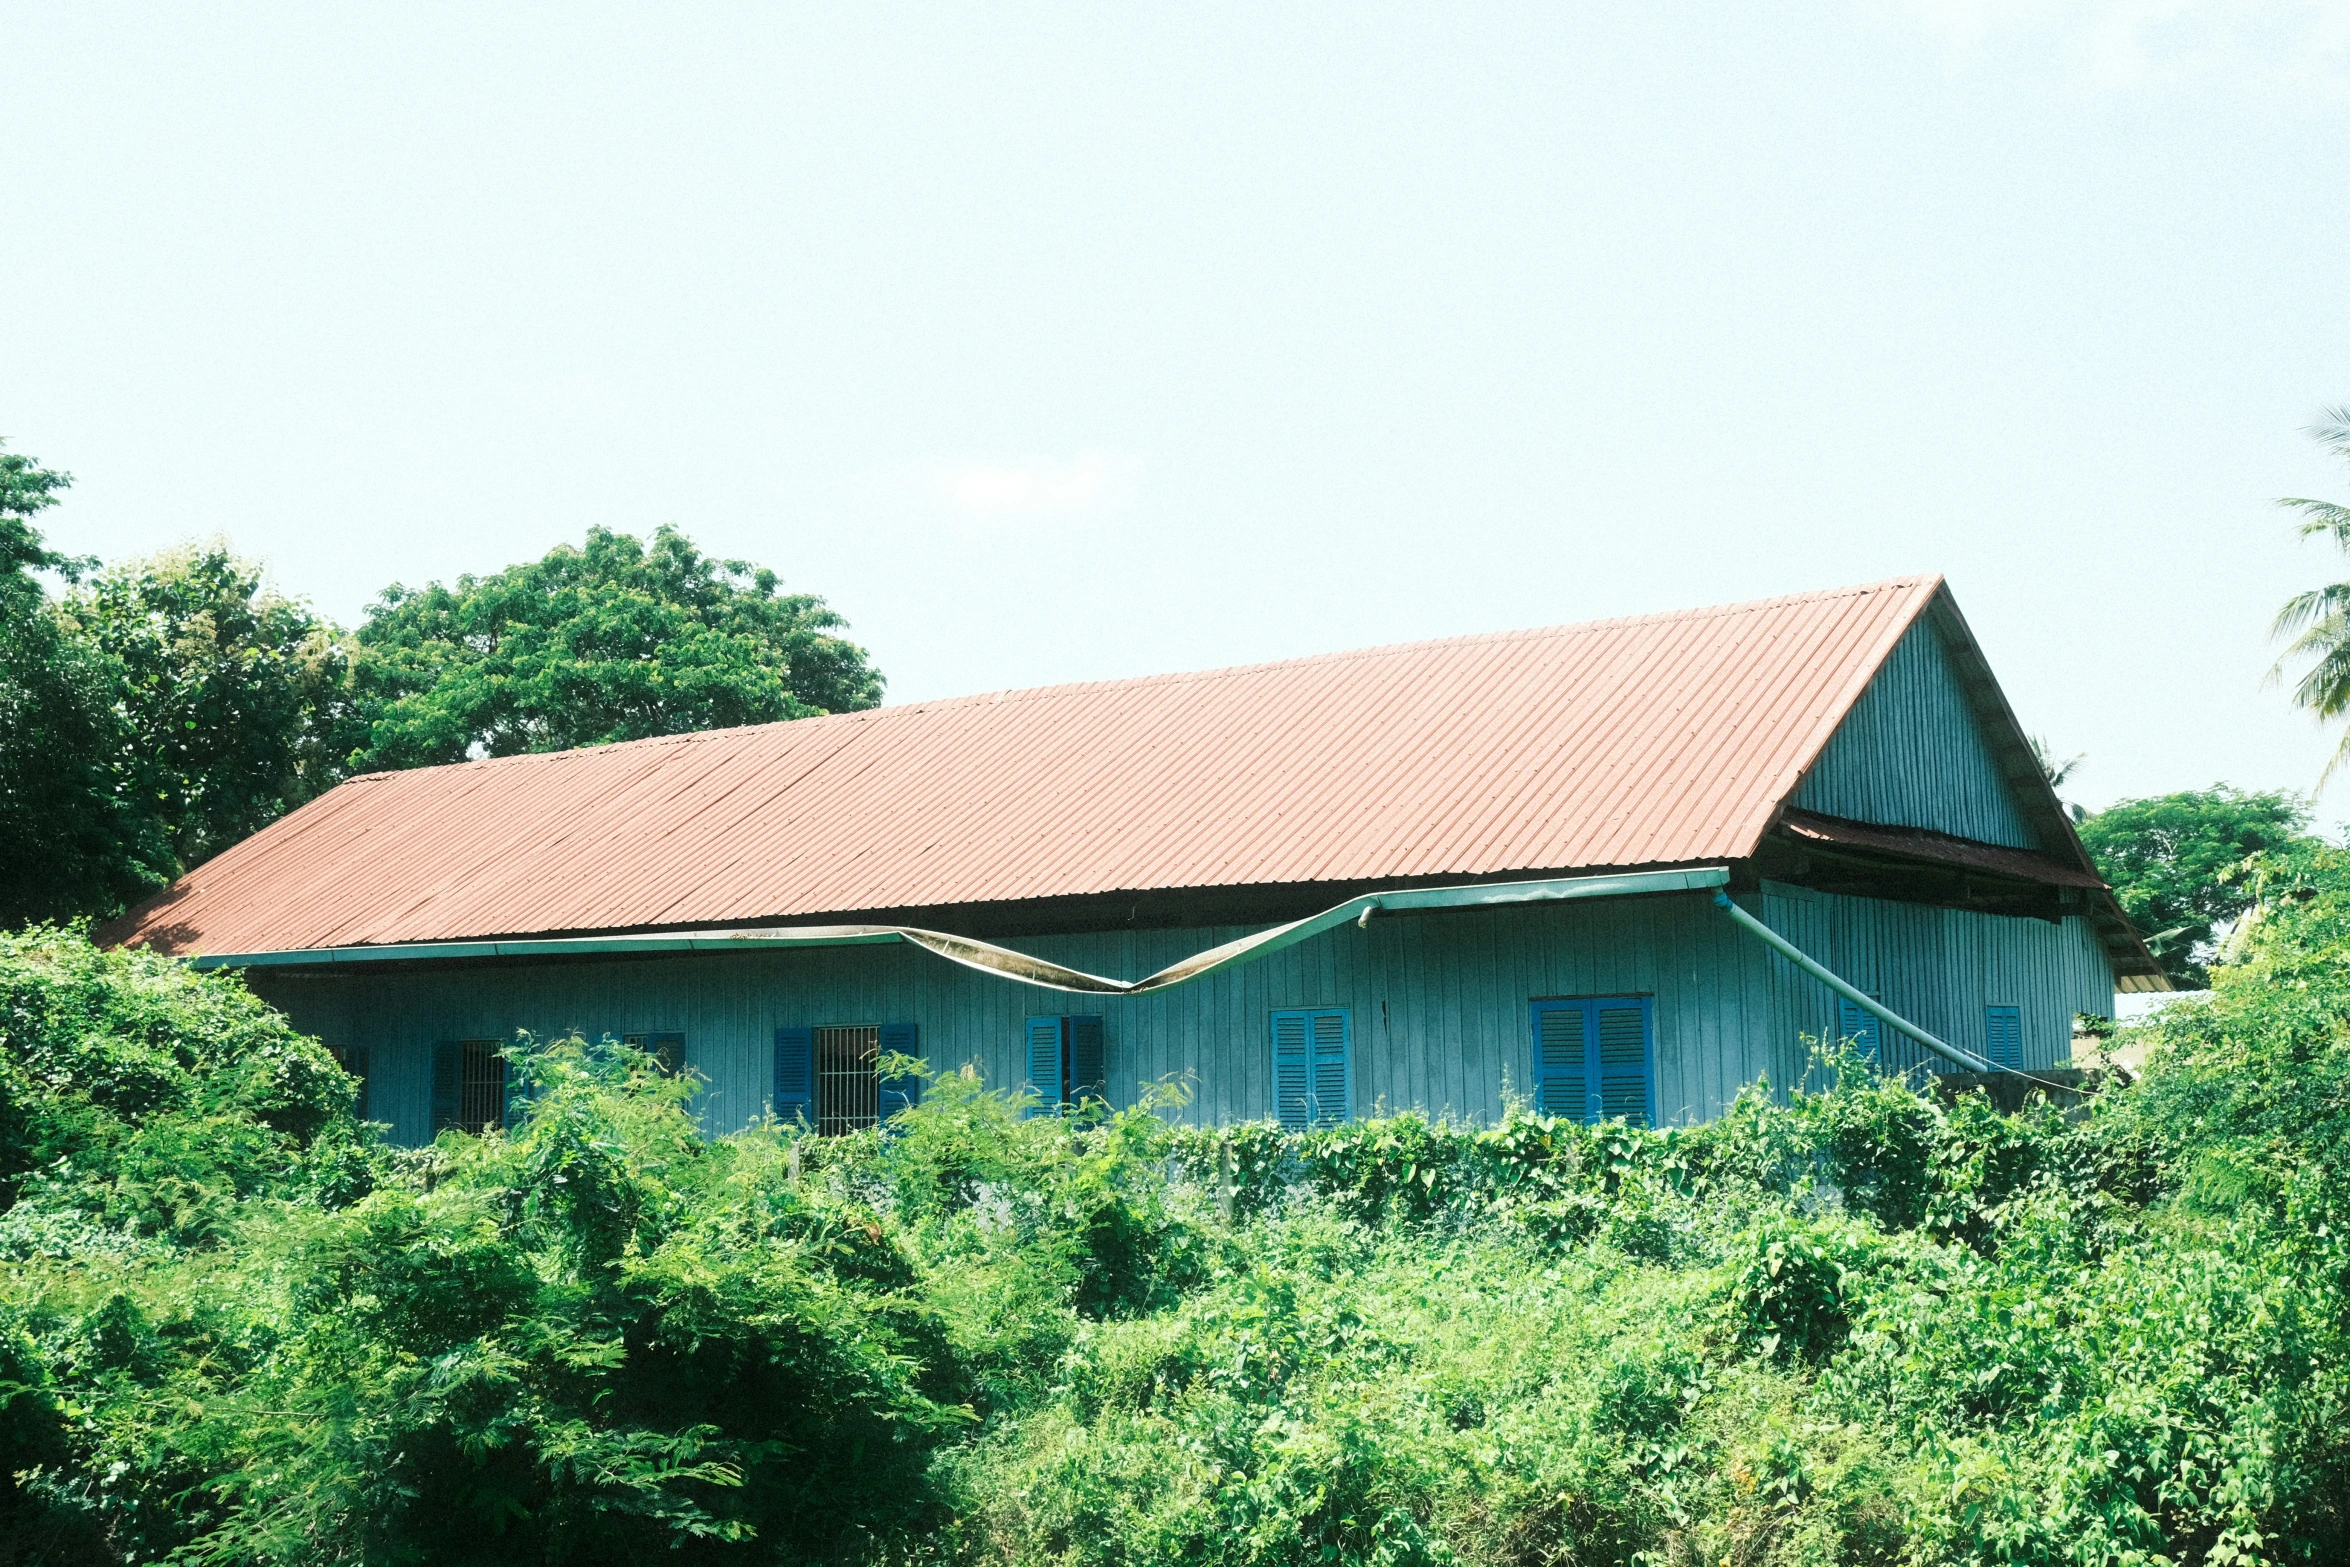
xmin=5 ymin=3 xmax=2348 ymax=814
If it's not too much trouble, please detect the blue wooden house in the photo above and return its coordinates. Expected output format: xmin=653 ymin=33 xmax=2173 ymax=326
xmin=105 ymin=576 xmax=2161 ymax=1142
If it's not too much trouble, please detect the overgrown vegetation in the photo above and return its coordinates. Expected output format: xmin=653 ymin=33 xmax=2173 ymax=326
xmin=10 ymin=845 xmax=2350 ymax=1563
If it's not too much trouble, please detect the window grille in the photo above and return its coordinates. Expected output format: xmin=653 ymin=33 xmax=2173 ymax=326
xmin=775 ymin=1023 xmax=919 ymax=1132
xmin=816 ymin=1024 xmax=882 ymax=1136
xmin=432 ymin=1038 xmax=507 ymax=1135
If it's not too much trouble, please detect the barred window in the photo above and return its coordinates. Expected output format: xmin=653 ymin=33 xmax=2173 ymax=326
xmin=774 ymin=1023 xmax=922 ymax=1133
xmin=431 ymin=1038 xmax=507 ymax=1135
xmin=816 ymin=1024 xmax=882 ymax=1135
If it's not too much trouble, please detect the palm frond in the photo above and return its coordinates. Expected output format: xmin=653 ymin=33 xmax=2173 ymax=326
xmin=2311 ymin=405 xmax=2350 ymax=459
xmin=2319 ymin=721 xmax=2350 ymax=790
xmin=2028 ymin=733 xmax=2084 ymax=789
xmin=2281 ymin=497 xmax=2350 ymax=545
xmin=2270 ymin=409 xmax=2350 ymax=787
xmin=2284 ymin=629 xmax=2350 ymax=718
xmin=2268 ymin=582 xmax=2350 ymax=640
xmin=2286 ymin=617 xmax=2350 ymax=676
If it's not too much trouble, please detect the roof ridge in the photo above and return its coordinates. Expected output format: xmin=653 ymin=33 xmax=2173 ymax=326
xmin=371 ymin=574 xmax=1945 ymax=778
xmin=905 ymin=574 xmax=1943 ymax=712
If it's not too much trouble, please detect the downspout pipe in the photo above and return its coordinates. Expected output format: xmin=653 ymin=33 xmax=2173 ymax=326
xmin=1711 ymin=889 xmax=2002 ymax=1077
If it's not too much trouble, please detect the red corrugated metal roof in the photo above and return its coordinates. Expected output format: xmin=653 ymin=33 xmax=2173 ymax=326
xmin=108 ymin=576 xmax=1965 ymax=956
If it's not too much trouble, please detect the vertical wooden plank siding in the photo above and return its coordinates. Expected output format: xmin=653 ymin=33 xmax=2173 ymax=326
xmin=1761 ymin=883 xmax=2113 ymax=1078
xmin=250 ymin=884 xmax=2116 ymax=1147
xmin=1792 ymin=618 xmax=2040 ymax=850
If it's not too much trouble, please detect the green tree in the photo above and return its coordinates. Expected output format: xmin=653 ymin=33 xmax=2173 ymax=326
xmin=2077 ymin=785 xmax=2314 ymax=988
xmin=0 ymin=443 xmax=171 ymax=923
xmin=63 ymin=544 xmax=364 ymax=871
xmin=351 ymin=525 xmax=884 ymax=770
xmin=2271 ymin=405 xmax=2350 ymax=778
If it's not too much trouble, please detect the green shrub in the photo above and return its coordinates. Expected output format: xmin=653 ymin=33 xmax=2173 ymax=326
xmin=0 ymin=925 xmax=357 ymax=1238
xmin=1717 ymin=1211 xmax=1879 ymax=1362
xmin=8 ymin=1038 xmax=977 ymax=1563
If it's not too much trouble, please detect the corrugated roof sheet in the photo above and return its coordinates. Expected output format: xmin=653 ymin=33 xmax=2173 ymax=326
xmin=108 ymin=575 xmax=1997 ymax=956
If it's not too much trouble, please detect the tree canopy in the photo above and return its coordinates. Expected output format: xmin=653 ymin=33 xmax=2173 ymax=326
xmin=350 ymin=525 xmax=884 ymax=770
xmin=0 ymin=445 xmax=172 ymax=925
xmin=63 ymin=544 xmax=362 ymax=871
xmin=2077 ymin=784 xmax=2314 ymax=989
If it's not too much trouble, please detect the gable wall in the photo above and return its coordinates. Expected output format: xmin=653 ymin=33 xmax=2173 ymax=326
xmin=1792 ymin=617 xmax=2040 ymax=848
xmin=253 ymin=887 xmax=2113 ymax=1145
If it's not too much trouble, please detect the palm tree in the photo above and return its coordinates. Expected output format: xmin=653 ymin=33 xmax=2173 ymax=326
xmin=2271 ymin=407 xmax=2350 ymax=782
xmin=2030 ymin=735 xmax=2087 ymax=823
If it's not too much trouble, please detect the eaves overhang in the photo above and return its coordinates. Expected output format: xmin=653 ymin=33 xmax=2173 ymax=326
xmin=190 ymin=866 xmax=1734 ymax=996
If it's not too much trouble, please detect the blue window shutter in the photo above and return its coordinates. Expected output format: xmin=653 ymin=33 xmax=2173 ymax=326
xmin=1068 ymin=1016 xmax=1106 ymax=1107
xmin=431 ymin=1041 xmax=462 ymax=1135
xmin=1530 ymin=1002 xmax=1589 ymax=1121
xmin=773 ymin=1026 xmax=815 ymax=1126
xmin=1270 ymin=1009 xmax=1349 ymax=1129
xmin=1025 ymin=1016 xmax=1065 ymax=1115
xmin=1985 ymin=1006 xmax=2022 ymax=1069
xmin=1593 ymin=1001 xmax=1652 ymax=1128
xmin=1271 ymin=1011 xmax=1312 ymax=1131
xmin=1837 ymin=997 xmax=1882 ymax=1064
xmin=1309 ymin=1010 xmax=1351 ymax=1128
xmin=877 ymin=1022 xmax=922 ymax=1117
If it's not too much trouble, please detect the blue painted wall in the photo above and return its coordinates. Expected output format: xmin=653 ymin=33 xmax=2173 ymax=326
xmin=1758 ymin=882 xmax=2111 ymax=1077
xmin=1793 ymin=617 xmax=2041 ymax=849
xmin=252 ymin=886 xmax=2114 ymax=1145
